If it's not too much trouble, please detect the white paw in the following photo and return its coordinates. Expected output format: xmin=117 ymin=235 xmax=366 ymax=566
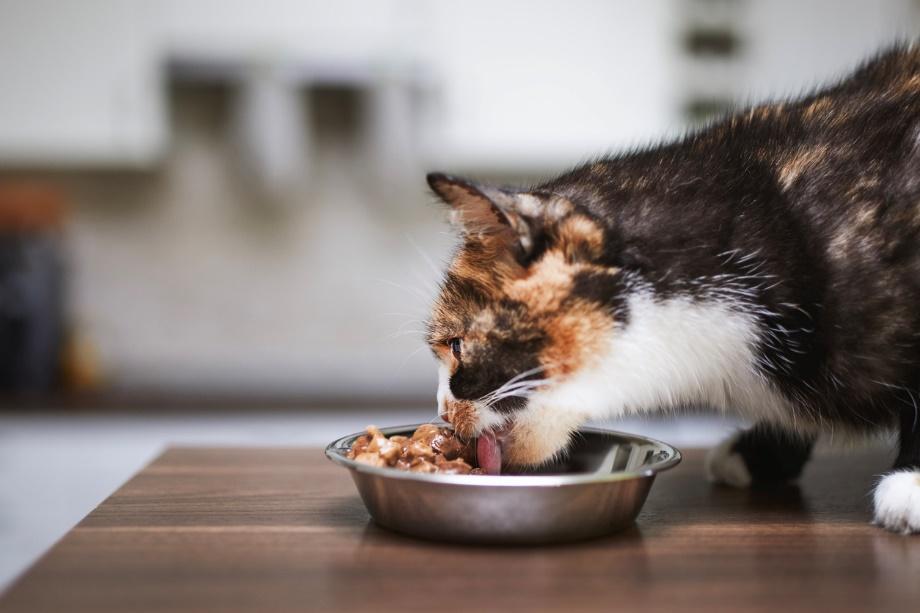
xmin=705 ymin=432 xmax=751 ymax=488
xmin=873 ymin=470 xmax=920 ymax=535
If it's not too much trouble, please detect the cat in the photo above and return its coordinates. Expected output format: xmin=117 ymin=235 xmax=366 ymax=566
xmin=425 ymin=44 xmax=920 ymax=534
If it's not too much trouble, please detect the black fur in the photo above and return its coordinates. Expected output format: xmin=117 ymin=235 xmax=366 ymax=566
xmin=569 ymin=269 xmax=631 ymax=324
xmin=733 ymin=424 xmax=816 ymax=484
xmin=896 ymin=404 xmax=920 ymax=469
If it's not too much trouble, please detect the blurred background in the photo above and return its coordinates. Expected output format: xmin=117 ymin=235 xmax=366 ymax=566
xmin=1 ymin=0 xmax=917 ymax=592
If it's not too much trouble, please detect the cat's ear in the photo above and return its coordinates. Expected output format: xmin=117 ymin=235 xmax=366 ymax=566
xmin=427 ymin=172 xmax=541 ymax=257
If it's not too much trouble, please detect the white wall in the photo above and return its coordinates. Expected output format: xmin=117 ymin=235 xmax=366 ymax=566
xmin=740 ymin=0 xmax=919 ymax=102
xmin=422 ymin=0 xmax=683 ymax=170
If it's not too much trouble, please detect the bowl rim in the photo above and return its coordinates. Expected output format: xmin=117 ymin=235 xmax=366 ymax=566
xmin=324 ymin=423 xmax=682 ymax=487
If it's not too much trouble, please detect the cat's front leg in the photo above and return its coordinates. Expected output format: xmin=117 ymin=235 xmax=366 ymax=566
xmin=705 ymin=422 xmax=815 ymax=488
xmin=873 ymin=407 xmax=920 ymax=534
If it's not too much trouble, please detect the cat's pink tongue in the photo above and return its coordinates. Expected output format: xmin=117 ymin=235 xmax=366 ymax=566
xmin=477 ymin=431 xmax=502 ymax=475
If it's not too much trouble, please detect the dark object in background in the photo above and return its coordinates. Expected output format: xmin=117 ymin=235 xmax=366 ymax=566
xmin=0 ymin=185 xmax=66 ymax=394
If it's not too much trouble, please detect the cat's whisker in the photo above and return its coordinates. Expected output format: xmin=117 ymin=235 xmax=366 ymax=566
xmin=504 ymin=365 xmax=548 ymax=385
xmin=393 ymin=343 xmax=430 ymax=376
xmin=482 ymin=388 xmax=547 ymax=409
xmin=482 ymin=386 xmax=547 ymax=405
xmin=481 ymin=381 xmax=546 ymax=402
xmin=374 ymin=278 xmax=435 ymax=304
xmin=481 ymin=379 xmax=554 ymax=407
xmin=384 ymin=329 xmax=427 ymax=340
xmin=394 ymin=319 xmax=428 ymax=331
xmin=475 ymin=366 xmax=550 ymax=405
xmin=497 ymin=378 xmax=552 ymax=392
xmin=405 ymin=235 xmax=444 ymax=280
xmin=379 ymin=310 xmax=427 ymax=317
xmin=478 ymin=378 xmax=551 ymax=404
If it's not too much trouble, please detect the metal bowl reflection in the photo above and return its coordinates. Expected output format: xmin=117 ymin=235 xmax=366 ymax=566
xmin=325 ymin=424 xmax=681 ymax=544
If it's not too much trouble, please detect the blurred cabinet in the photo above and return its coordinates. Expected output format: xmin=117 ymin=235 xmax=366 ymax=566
xmin=0 ymin=0 xmax=166 ymax=167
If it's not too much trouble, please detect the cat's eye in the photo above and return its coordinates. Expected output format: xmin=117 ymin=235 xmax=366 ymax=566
xmin=448 ymin=338 xmax=462 ymax=359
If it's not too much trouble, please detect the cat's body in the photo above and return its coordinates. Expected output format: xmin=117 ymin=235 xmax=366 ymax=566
xmin=426 ymin=45 xmax=920 ymax=533
xmin=540 ymin=47 xmax=920 ymax=436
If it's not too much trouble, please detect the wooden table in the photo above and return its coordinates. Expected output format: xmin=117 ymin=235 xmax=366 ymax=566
xmin=1 ymin=446 xmax=918 ymax=612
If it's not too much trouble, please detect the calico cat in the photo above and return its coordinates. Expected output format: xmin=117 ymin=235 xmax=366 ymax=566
xmin=425 ymin=45 xmax=920 ymax=534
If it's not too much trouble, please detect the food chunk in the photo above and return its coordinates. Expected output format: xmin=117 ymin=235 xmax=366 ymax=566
xmin=347 ymin=425 xmax=480 ymax=474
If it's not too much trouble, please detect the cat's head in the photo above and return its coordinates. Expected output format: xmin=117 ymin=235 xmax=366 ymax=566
xmin=425 ymin=173 xmax=626 ymax=468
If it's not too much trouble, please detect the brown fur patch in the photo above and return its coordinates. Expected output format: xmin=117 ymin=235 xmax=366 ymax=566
xmin=802 ymin=97 xmax=832 ymax=120
xmin=504 ymin=250 xmax=574 ymax=313
xmin=555 ymin=214 xmax=605 ymax=262
xmin=828 ymin=202 xmax=886 ymax=260
xmin=892 ymin=73 xmax=920 ymax=96
xmin=618 ymin=176 xmax=651 ymax=191
xmin=589 ymin=162 xmax=608 ymax=177
xmin=449 ymin=240 xmax=522 ymax=298
xmin=846 ymin=176 xmax=881 ymax=197
xmin=778 ymin=144 xmax=830 ymax=190
xmin=431 ymin=343 xmax=452 ymax=362
xmin=540 ymin=298 xmax=614 ymax=378
xmin=501 ymin=249 xmax=618 ymax=379
xmin=748 ymin=103 xmax=787 ymax=122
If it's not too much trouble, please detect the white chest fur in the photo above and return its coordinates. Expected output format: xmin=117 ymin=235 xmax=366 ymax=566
xmin=533 ymin=292 xmax=804 ymax=430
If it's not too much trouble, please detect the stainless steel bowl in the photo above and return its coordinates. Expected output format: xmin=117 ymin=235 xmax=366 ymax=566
xmin=325 ymin=424 xmax=681 ymax=544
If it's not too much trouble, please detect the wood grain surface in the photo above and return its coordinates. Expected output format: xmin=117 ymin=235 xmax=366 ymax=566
xmin=1 ymin=445 xmax=918 ymax=612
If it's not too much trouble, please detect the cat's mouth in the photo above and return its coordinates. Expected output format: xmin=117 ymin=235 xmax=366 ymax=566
xmin=476 ymin=424 xmax=513 ymax=475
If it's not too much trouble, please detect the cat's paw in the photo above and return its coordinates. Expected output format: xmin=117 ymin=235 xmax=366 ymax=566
xmin=705 ymin=432 xmax=751 ymax=488
xmin=873 ymin=470 xmax=920 ymax=535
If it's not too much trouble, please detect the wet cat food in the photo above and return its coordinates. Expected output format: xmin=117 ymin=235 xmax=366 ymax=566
xmin=347 ymin=424 xmax=482 ymax=474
